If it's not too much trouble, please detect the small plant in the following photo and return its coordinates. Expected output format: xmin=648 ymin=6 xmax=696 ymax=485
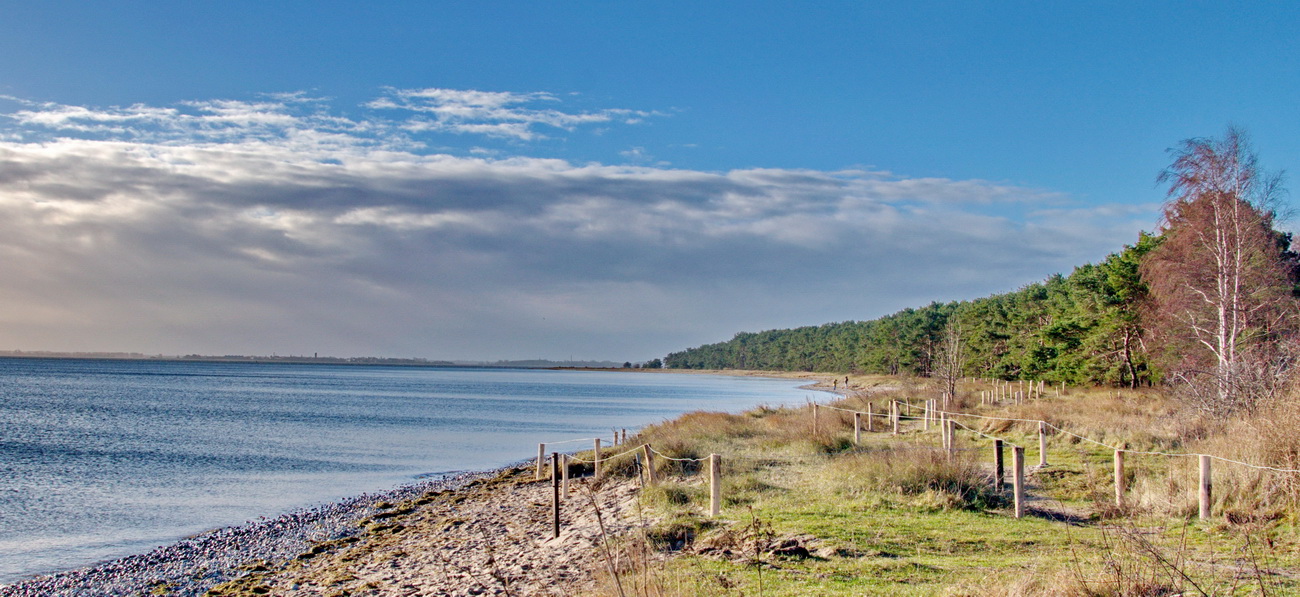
xmin=578 ymin=479 xmax=628 ymax=597
xmin=1061 ymin=520 xmax=1282 ymax=597
xmin=742 ymin=509 xmax=776 ymax=597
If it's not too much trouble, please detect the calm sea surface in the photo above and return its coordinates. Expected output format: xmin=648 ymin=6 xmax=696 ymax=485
xmin=0 ymin=358 xmax=826 ymax=583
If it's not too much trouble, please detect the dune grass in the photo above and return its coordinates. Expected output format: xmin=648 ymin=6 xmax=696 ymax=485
xmin=583 ymin=376 xmax=1300 ymax=596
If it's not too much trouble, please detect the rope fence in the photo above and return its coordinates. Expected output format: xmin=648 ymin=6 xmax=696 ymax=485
xmin=813 ymin=395 xmax=1300 ymax=519
xmin=814 ymin=394 xmax=1298 ymax=473
xmin=528 ymin=384 xmax=1300 ymax=537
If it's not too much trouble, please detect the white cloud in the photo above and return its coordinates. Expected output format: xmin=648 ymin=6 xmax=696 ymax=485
xmin=0 ymin=93 xmax=1158 ymax=359
xmin=367 ymin=87 xmax=657 ymax=140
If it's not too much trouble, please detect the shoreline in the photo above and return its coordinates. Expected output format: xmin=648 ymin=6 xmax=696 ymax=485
xmin=0 ymin=469 xmax=505 ymax=596
xmin=0 ymin=369 xmax=844 ymax=596
xmin=0 ymin=461 xmax=647 ymax=597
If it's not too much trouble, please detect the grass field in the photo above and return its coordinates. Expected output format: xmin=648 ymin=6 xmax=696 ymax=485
xmin=579 ymin=376 xmax=1300 ymax=596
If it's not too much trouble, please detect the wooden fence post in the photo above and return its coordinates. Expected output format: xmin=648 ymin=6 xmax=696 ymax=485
xmin=867 ymin=402 xmax=875 ymax=432
xmin=1013 ymin=446 xmax=1026 ymax=518
xmin=562 ymin=454 xmax=570 ymax=496
xmin=994 ymin=439 xmax=1005 ymax=490
xmin=551 ymin=452 xmax=561 ymax=538
xmin=1114 ymin=449 xmax=1125 ymax=509
xmin=642 ymin=444 xmax=658 ymax=486
xmin=892 ymin=401 xmax=900 ymax=435
xmin=593 ymin=438 xmax=603 ymax=480
xmin=709 ymin=453 xmax=722 ymax=518
xmin=536 ymin=443 xmax=547 ymax=480
xmin=853 ymin=412 xmax=862 ymax=445
xmin=1038 ymin=421 xmax=1048 ymax=467
xmin=812 ymin=403 xmax=819 ymax=436
xmin=1199 ymin=454 xmax=1212 ymax=520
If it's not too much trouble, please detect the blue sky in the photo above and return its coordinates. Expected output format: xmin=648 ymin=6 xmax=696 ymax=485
xmin=0 ymin=2 xmax=1296 ymax=360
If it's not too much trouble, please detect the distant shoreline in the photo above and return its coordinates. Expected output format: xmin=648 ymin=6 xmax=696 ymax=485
xmin=0 ymin=353 xmax=623 ymax=369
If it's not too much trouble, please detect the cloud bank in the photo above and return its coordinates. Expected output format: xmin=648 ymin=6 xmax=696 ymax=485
xmin=0 ymin=91 xmax=1156 ymax=359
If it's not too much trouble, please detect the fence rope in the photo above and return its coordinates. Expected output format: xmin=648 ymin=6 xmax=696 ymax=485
xmin=541 ymin=437 xmax=603 ymax=445
xmin=645 ymin=446 xmax=803 ymax=465
xmin=816 ymin=404 xmax=858 ymax=413
xmin=647 ymin=446 xmax=707 ymax=463
xmin=930 ymin=408 xmax=1300 ymax=473
xmin=947 ymin=418 xmax=1023 ymax=449
xmin=567 ymin=443 xmax=649 ymax=464
xmin=817 ymin=403 xmax=913 ymax=420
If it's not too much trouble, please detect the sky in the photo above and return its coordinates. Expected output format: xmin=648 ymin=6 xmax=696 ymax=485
xmin=0 ymin=2 xmax=1297 ymax=361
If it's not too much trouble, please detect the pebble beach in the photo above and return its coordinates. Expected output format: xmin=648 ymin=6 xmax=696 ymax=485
xmin=1 ymin=461 xmax=648 ymax=597
xmin=0 ymin=470 xmax=498 ymax=597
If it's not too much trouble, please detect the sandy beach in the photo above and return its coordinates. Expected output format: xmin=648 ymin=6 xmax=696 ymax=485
xmin=0 ymin=463 xmax=646 ymax=597
xmin=218 ymin=468 xmax=646 ymax=597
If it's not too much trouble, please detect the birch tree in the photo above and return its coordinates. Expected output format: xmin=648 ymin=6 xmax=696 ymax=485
xmin=934 ymin=318 xmax=965 ymax=401
xmin=1142 ymin=127 xmax=1298 ymax=414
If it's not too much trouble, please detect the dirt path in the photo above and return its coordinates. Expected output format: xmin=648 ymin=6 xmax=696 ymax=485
xmin=209 ymin=467 xmax=645 ymax=597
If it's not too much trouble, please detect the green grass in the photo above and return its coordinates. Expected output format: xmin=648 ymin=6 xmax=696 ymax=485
xmin=590 ymin=382 xmax=1300 ymax=596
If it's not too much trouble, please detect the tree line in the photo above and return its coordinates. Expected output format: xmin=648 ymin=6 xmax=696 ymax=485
xmin=665 ymin=128 xmax=1300 ymax=414
xmin=663 ymin=237 xmax=1157 ymax=387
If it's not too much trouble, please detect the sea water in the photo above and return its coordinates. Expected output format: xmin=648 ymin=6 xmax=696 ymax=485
xmin=0 ymin=358 xmax=827 ymax=583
